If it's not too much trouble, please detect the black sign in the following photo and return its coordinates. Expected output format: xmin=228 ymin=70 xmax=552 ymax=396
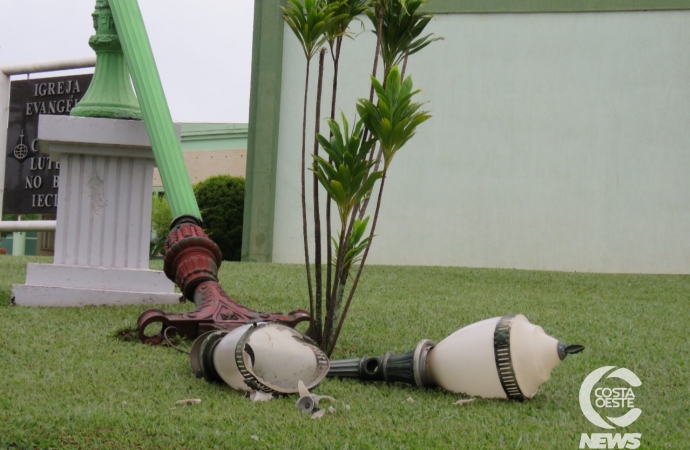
xmin=3 ymin=74 xmax=92 ymax=214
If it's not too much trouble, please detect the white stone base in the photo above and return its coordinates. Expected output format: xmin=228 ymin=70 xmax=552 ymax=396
xmin=10 ymin=116 xmax=185 ymax=308
xmin=12 ymin=263 xmax=182 ymax=307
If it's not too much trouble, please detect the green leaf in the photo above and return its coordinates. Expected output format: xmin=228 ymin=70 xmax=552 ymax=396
xmin=282 ymin=0 xmax=348 ymax=61
xmin=357 ymin=66 xmax=430 ymax=171
xmin=313 ymin=114 xmax=382 ymax=225
xmin=369 ymin=0 xmax=443 ymax=77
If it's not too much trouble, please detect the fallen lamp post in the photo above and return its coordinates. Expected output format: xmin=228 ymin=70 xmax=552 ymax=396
xmin=71 ymin=0 xmax=311 ymax=342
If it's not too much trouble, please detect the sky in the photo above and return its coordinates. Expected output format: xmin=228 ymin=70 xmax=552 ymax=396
xmin=0 ymin=0 xmax=255 ymax=124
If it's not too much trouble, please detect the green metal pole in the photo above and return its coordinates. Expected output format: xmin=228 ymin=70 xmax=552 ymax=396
xmin=108 ymin=0 xmax=201 ymax=221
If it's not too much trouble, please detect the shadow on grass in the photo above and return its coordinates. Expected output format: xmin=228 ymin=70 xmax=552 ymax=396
xmin=111 ymin=325 xmax=140 ymax=343
xmin=112 ymin=324 xmax=194 ymax=356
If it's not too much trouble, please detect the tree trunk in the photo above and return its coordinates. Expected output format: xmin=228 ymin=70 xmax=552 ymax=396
xmin=301 ymin=61 xmax=315 ymax=323
xmin=322 ymin=222 xmax=347 ymax=350
xmin=312 ymin=48 xmax=326 ymax=345
xmin=358 ymin=4 xmax=385 ymax=220
xmin=401 ymin=52 xmax=409 ymax=78
xmin=325 ymin=36 xmax=342 ymax=344
xmin=329 ymin=173 xmax=387 ymax=355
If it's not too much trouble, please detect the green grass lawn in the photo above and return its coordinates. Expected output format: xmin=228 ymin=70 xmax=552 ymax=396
xmin=0 ymin=256 xmax=688 ymax=449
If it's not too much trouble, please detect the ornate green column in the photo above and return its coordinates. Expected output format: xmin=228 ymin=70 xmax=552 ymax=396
xmin=108 ymin=0 xmax=201 ymax=221
xmin=71 ymin=0 xmax=142 ymax=120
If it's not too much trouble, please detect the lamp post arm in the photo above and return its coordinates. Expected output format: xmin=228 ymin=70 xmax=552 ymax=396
xmin=108 ymin=0 xmax=201 ymax=221
xmin=106 ymin=0 xmax=310 ymax=342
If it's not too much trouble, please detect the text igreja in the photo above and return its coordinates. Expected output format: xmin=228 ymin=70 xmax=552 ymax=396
xmin=25 ymin=79 xmax=82 ymax=116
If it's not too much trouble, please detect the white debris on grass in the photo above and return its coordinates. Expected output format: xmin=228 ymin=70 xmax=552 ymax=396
xmin=298 ymin=380 xmax=311 ymax=399
xmin=295 ymin=379 xmax=346 ymax=418
xmin=454 ymin=398 xmax=476 ymax=406
xmin=313 ymin=394 xmax=336 ymax=405
xmin=250 ymin=391 xmax=273 ymax=402
xmin=175 ymin=398 xmax=201 ymax=405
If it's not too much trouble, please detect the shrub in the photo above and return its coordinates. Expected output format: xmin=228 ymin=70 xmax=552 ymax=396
xmin=193 ymin=175 xmax=245 ymax=261
xmin=150 ymin=193 xmax=172 ymax=258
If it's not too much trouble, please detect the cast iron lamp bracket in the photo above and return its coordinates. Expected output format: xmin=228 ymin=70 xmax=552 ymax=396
xmin=137 ymin=220 xmax=310 ymax=344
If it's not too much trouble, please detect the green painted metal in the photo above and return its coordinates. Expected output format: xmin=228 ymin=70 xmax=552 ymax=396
xmin=181 ymin=123 xmax=248 ymax=152
xmin=241 ymin=0 xmax=286 ymax=262
xmin=108 ymin=0 xmax=201 ymax=221
xmin=423 ymin=0 xmax=690 ymax=13
xmin=11 ymin=232 xmax=25 ymax=256
xmin=71 ymin=0 xmax=142 ymax=120
xmin=0 ymin=232 xmax=37 ymax=256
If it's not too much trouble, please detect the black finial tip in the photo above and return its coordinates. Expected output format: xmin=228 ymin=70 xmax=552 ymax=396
xmin=565 ymin=344 xmax=585 ymax=354
xmin=558 ymin=342 xmax=585 ymax=360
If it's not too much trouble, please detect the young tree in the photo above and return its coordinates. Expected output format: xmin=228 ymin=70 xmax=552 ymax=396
xmin=313 ymin=115 xmax=382 ymax=349
xmin=283 ymin=0 xmax=438 ymax=355
xmin=321 ymin=0 xmax=371 ymax=346
xmin=282 ymin=0 xmax=344 ymax=325
xmin=328 ymin=66 xmax=430 ymax=353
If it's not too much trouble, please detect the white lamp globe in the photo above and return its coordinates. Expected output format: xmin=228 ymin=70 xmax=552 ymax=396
xmin=191 ymin=322 xmax=329 ymax=394
xmin=428 ymin=314 xmax=577 ymax=399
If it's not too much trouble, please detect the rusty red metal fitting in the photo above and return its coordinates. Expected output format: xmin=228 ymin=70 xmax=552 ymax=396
xmin=163 ymin=222 xmax=222 ymax=301
xmin=137 ymin=220 xmax=311 ymax=344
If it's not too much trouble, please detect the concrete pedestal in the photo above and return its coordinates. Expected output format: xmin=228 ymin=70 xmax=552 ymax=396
xmin=12 ymin=115 xmax=181 ymax=306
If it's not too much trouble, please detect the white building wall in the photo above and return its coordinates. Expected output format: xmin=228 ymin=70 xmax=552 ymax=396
xmin=272 ymin=11 xmax=690 ymax=273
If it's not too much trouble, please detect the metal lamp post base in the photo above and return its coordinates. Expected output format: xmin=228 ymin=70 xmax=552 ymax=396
xmin=137 ymin=220 xmax=310 ymax=344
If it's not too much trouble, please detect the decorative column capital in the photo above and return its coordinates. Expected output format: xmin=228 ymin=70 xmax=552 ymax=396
xmin=70 ymin=0 xmax=142 ymax=119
